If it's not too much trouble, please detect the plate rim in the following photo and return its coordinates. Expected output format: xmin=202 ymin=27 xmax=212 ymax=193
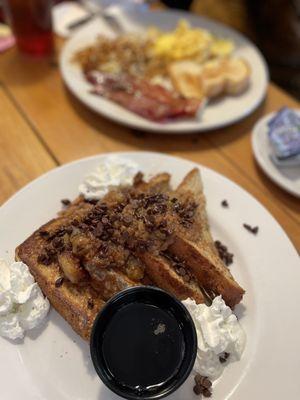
xmin=59 ymin=7 xmax=269 ymax=133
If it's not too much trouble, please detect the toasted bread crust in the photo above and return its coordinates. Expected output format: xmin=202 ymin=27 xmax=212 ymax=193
xmin=172 ymin=168 xmax=245 ymax=307
xmin=169 ymin=237 xmax=244 ymax=308
xmin=139 ymin=252 xmax=205 ymax=304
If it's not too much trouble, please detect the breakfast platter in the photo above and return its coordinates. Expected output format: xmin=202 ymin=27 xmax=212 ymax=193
xmin=1 ymin=152 xmax=300 ymax=399
xmin=60 ymin=5 xmax=268 ymax=132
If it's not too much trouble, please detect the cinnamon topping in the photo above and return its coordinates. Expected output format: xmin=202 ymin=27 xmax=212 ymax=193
xmin=36 ymin=180 xmax=200 ymax=295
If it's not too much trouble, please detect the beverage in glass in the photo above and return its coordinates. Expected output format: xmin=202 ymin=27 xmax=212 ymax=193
xmin=3 ymin=0 xmax=54 ymax=55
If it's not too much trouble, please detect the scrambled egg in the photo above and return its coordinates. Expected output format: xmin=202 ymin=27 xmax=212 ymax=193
xmin=149 ymin=20 xmax=234 ymax=63
xmin=211 ymin=39 xmax=234 ymax=57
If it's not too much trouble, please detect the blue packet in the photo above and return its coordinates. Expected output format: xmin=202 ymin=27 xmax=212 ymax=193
xmin=268 ymin=108 xmax=300 ymax=159
xmin=271 ymin=153 xmax=300 ymax=168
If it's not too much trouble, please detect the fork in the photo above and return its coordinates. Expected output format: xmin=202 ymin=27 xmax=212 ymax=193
xmin=67 ymin=0 xmax=156 ymax=33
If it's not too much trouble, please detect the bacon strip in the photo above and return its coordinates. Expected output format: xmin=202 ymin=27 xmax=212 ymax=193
xmin=85 ymin=71 xmax=202 ymax=122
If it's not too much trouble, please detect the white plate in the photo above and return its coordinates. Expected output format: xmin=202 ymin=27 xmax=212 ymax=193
xmin=252 ymin=111 xmax=300 ymax=197
xmin=1 ymin=152 xmax=300 ymax=399
xmin=60 ymin=5 xmax=268 ymax=133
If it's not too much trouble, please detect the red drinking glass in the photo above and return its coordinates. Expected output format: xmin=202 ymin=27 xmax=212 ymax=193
xmin=3 ymin=0 xmax=54 ymax=55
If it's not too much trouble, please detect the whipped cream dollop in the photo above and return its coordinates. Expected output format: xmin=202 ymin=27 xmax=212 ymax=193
xmin=183 ymin=296 xmax=246 ymax=380
xmin=79 ymin=156 xmax=139 ymax=201
xmin=0 ymin=260 xmax=49 ymax=340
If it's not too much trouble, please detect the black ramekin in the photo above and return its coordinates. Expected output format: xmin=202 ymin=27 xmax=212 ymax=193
xmin=90 ymin=286 xmax=197 ymax=400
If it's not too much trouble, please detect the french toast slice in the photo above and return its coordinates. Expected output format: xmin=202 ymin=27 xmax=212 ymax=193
xmin=15 ymin=219 xmax=105 ymax=341
xmin=176 ymin=167 xmax=216 ymax=248
xmin=169 ymin=168 xmax=245 ymax=307
xmin=134 ymin=172 xmax=205 ymax=304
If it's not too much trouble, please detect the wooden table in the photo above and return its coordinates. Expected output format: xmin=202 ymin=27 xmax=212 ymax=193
xmin=0 ymin=40 xmax=299 ymax=251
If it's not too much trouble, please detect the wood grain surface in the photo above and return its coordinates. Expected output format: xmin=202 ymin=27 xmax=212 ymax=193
xmin=0 ymin=87 xmax=56 ymax=203
xmin=0 ymin=40 xmax=299 ymax=250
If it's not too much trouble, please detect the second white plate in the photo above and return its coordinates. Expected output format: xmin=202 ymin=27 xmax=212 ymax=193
xmin=60 ymin=5 xmax=268 ymax=133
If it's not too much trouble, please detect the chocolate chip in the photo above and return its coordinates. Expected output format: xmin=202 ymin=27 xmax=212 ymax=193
xmin=96 ymin=203 xmax=108 ymax=212
xmin=121 ymin=231 xmax=130 ymax=240
xmin=56 ymin=227 xmax=67 ymax=237
xmin=133 ymin=171 xmax=144 ymax=185
xmin=193 ymin=375 xmax=212 ymax=397
xmin=193 ymin=385 xmax=202 ymax=395
xmin=93 ymin=222 xmax=103 ymax=237
xmin=136 ymin=240 xmax=148 ymax=251
xmin=85 ymin=198 xmax=97 ymax=205
xmin=65 ymin=226 xmax=73 ymax=234
xmin=78 ymin=222 xmax=89 ymax=231
xmin=145 ymin=220 xmax=155 ymax=232
xmin=131 ymin=200 xmax=139 ymax=209
xmin=52 ymin=237 xmax=64 ymax=249
xmin=219 ymin=352 xmax=230 ymax=363
xmin=55 ymin=277 xmax=64 ymax=288
xmin=221 ymin=199 xmax=229 ymax=208
xmin=65 ymin=243 xmax=72 ymax=251
xmin=122 ymin=215 xmax=133 ymax=226
xmin=202 ymin=388 xmax=212 ymax=397
xmin=181 ymin=219 xmax=192 ymax=228
xmin=47 ymin=248 xmax=56 ymax=256
xmin=215 ymin=240 xmax=234 ymax=267
xmin=87 ymin=299 xmax=94 ymax=309
xmin=158 ymin=220 xmax=167 ymax=229
xmin=100 ymin=232 xmax=109 ymax=241
xmin=195 ymin=375 xmax=212 ymax=389
xmin=39 ymin=230 xmax=49 ymax=238
xmin=83 ymin=216 xmax=92 ymax=225
xmin=61 ymin=199 xmax=71 ymax=206
xmin=158 ymin=204 xmax=168 ymax=213
xmin=37 ymin=252 xmax=52 ymax=265
xmin=173 ymin=203 xmax=181 ymax=212
xmin=106 ymin=228 xmax=114 ymax=236
xmin=243 ymin=224 xmax=259 ymax=235
xmin=109 ymin=262 xmax=117 ymax=268
xmin=185 ymin=210 xmax=194 ymax=218
xmin=115 ymin=203 xmax=125 ymax=213
xmin=99 ymin=242 xmax=109 ymax=254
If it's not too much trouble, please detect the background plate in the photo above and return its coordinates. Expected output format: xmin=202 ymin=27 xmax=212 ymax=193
xmin=0 ymin=152 xmax=299 ymax=399
xmin=60 ymin=6 xmax=268 ymax=133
